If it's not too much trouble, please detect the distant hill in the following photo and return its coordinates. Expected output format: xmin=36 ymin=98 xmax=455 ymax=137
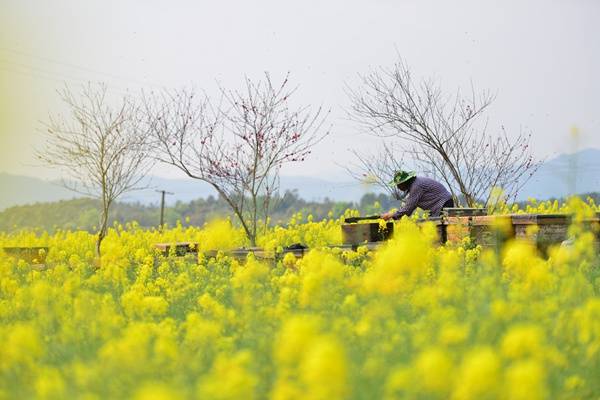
xmin=518 ymin=148 xmax=600 ymax=200
xmin=0 ymin=173 xmax=77 ymax=211
xmin=1 ymin=148 xmax=599 ymax=210
xmin=118 ymin=175 xmax=371 ymax=205
xmin=0 ymin=173 xmax=371 ymax=211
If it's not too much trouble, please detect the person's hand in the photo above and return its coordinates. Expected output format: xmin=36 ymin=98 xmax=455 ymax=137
xmin=380 ymin=212 xmax=394 ymax=221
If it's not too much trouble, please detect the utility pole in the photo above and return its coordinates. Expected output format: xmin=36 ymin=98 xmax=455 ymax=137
xmin=156 ymin=190 xmax=174 ymax=230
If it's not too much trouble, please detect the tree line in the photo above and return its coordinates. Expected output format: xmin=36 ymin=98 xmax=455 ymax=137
xmin=0 ymin=191 xmax=397 ymax=234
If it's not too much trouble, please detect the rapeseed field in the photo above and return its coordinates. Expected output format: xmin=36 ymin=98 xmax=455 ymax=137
xmin=1 ymin=199 xmax=599 ymax=399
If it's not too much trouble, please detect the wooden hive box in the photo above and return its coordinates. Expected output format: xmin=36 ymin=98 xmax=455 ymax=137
xmin=2 ymin=247 xmax=49 ymax=264
xmin=470 ymin=215 xmax=515 ymax=248
xmin=512 ymin=213 xmax=600 ymax=253
xmin=155 ymin=242 xmax=199 ymax=257
xmin=511 ymin=214 xmax=569 ymax=253
xmin=444 ymin=216 xmax=472 ymax=244
xmin=441 ymin=209 xmax=488 ymax=246
xmin=208 ymin=247 xmax=305 ymax=262
xmin=279 ymin=244 xmax=309 ymax=259
xmin=229 ymin=247 xmax=275 ymax=261
xmin=443 ymin=215 xmax=514 ymax=248
xmin=341 ymin=222 xmax=394 ymax=246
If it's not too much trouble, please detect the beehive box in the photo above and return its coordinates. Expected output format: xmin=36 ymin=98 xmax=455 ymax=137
xmin=511 ymin=214 xmax=600 ymax=253
xmin=341 ymin=222 xmax=394 ymax=245
xmin=511 ymin=214 xmax=569 ymax=248
xmin=443 ymin=215 xmax=514 ymax=247
xmin=444 ymin=216 xmax=472 ymax=244
xmin=201 ymin=245 xmax=309 ymax=262
xmin=155 ymin=242 xmax=199 ymax=256
xmin=470 ymin=215 xmax=515 ymax=248
xmin=2 ymin=247 xmax=49 ymax=264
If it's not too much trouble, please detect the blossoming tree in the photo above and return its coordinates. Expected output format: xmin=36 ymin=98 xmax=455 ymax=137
xmin=145 ymin=73 xmax=329 ymax=245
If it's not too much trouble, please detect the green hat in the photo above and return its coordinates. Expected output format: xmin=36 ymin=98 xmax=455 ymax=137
xmin=389 ymin=170 xmax=416 ymax=186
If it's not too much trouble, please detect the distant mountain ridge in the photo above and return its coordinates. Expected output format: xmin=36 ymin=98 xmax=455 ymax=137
xmin=522 ymin=148 xmax=600 ymax=200
xmin=1 ymin=148 xmax=599 ymax=210
xmin=0 ymin=173 xmax=372 ymax=211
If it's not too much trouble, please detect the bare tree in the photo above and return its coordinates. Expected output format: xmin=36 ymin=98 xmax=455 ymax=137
xmin=37 ymin=83 xmax=153 ymax=257
xmin=344 ymin=142 xmax=407 ymax=200
xmin=348 ymin=59 xmax=540 ymax=208
xmin=412 ymin=126 xmax=537 ymax=209
xmin=145 ymin=73 xmax=329 ymax=245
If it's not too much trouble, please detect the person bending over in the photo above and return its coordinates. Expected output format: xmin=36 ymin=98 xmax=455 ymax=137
xmin=380 ymin=170 xmax=454 ymax=220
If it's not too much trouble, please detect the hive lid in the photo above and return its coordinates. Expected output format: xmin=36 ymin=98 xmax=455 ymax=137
xmin=443 ymin=208 xmax=487 ymax=217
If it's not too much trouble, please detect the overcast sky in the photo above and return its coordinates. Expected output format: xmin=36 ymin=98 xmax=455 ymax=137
xmin=1 ymin=0 xmax=598 ymax=181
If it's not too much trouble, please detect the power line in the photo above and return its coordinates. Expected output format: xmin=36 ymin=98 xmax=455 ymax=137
xmin=0 ymin=61 xmax=134 ymax=97
xmin=0 ymin=45 xmax=168 ymax=90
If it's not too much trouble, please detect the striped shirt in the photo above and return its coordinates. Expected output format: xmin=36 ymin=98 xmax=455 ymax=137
xmin=393 ymin=176 xmax=452 ymax=219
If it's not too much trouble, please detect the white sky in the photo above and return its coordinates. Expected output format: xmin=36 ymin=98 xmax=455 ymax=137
xmin=1 ymin=0 xmax=598 ymax=180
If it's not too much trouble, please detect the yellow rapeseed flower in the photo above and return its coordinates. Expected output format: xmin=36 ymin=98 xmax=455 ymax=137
xmin=413 ymin=347 xmax=454 ymax=396
xmin=503 ymin=359 xmax=548 ymax=400
xmin=300 ymin=336 xmax=348 ymax=400
xmin=501 ymin=324 xmax=545 ymax=360
xmin=451 ymin=347 xmax=500 ymax=400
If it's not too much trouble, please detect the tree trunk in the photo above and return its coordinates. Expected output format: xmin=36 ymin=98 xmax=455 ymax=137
xmin=95 ymin=231 xmax=105 ymax=259
xmin=95 ymin=205 xmax=110 ymax=260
